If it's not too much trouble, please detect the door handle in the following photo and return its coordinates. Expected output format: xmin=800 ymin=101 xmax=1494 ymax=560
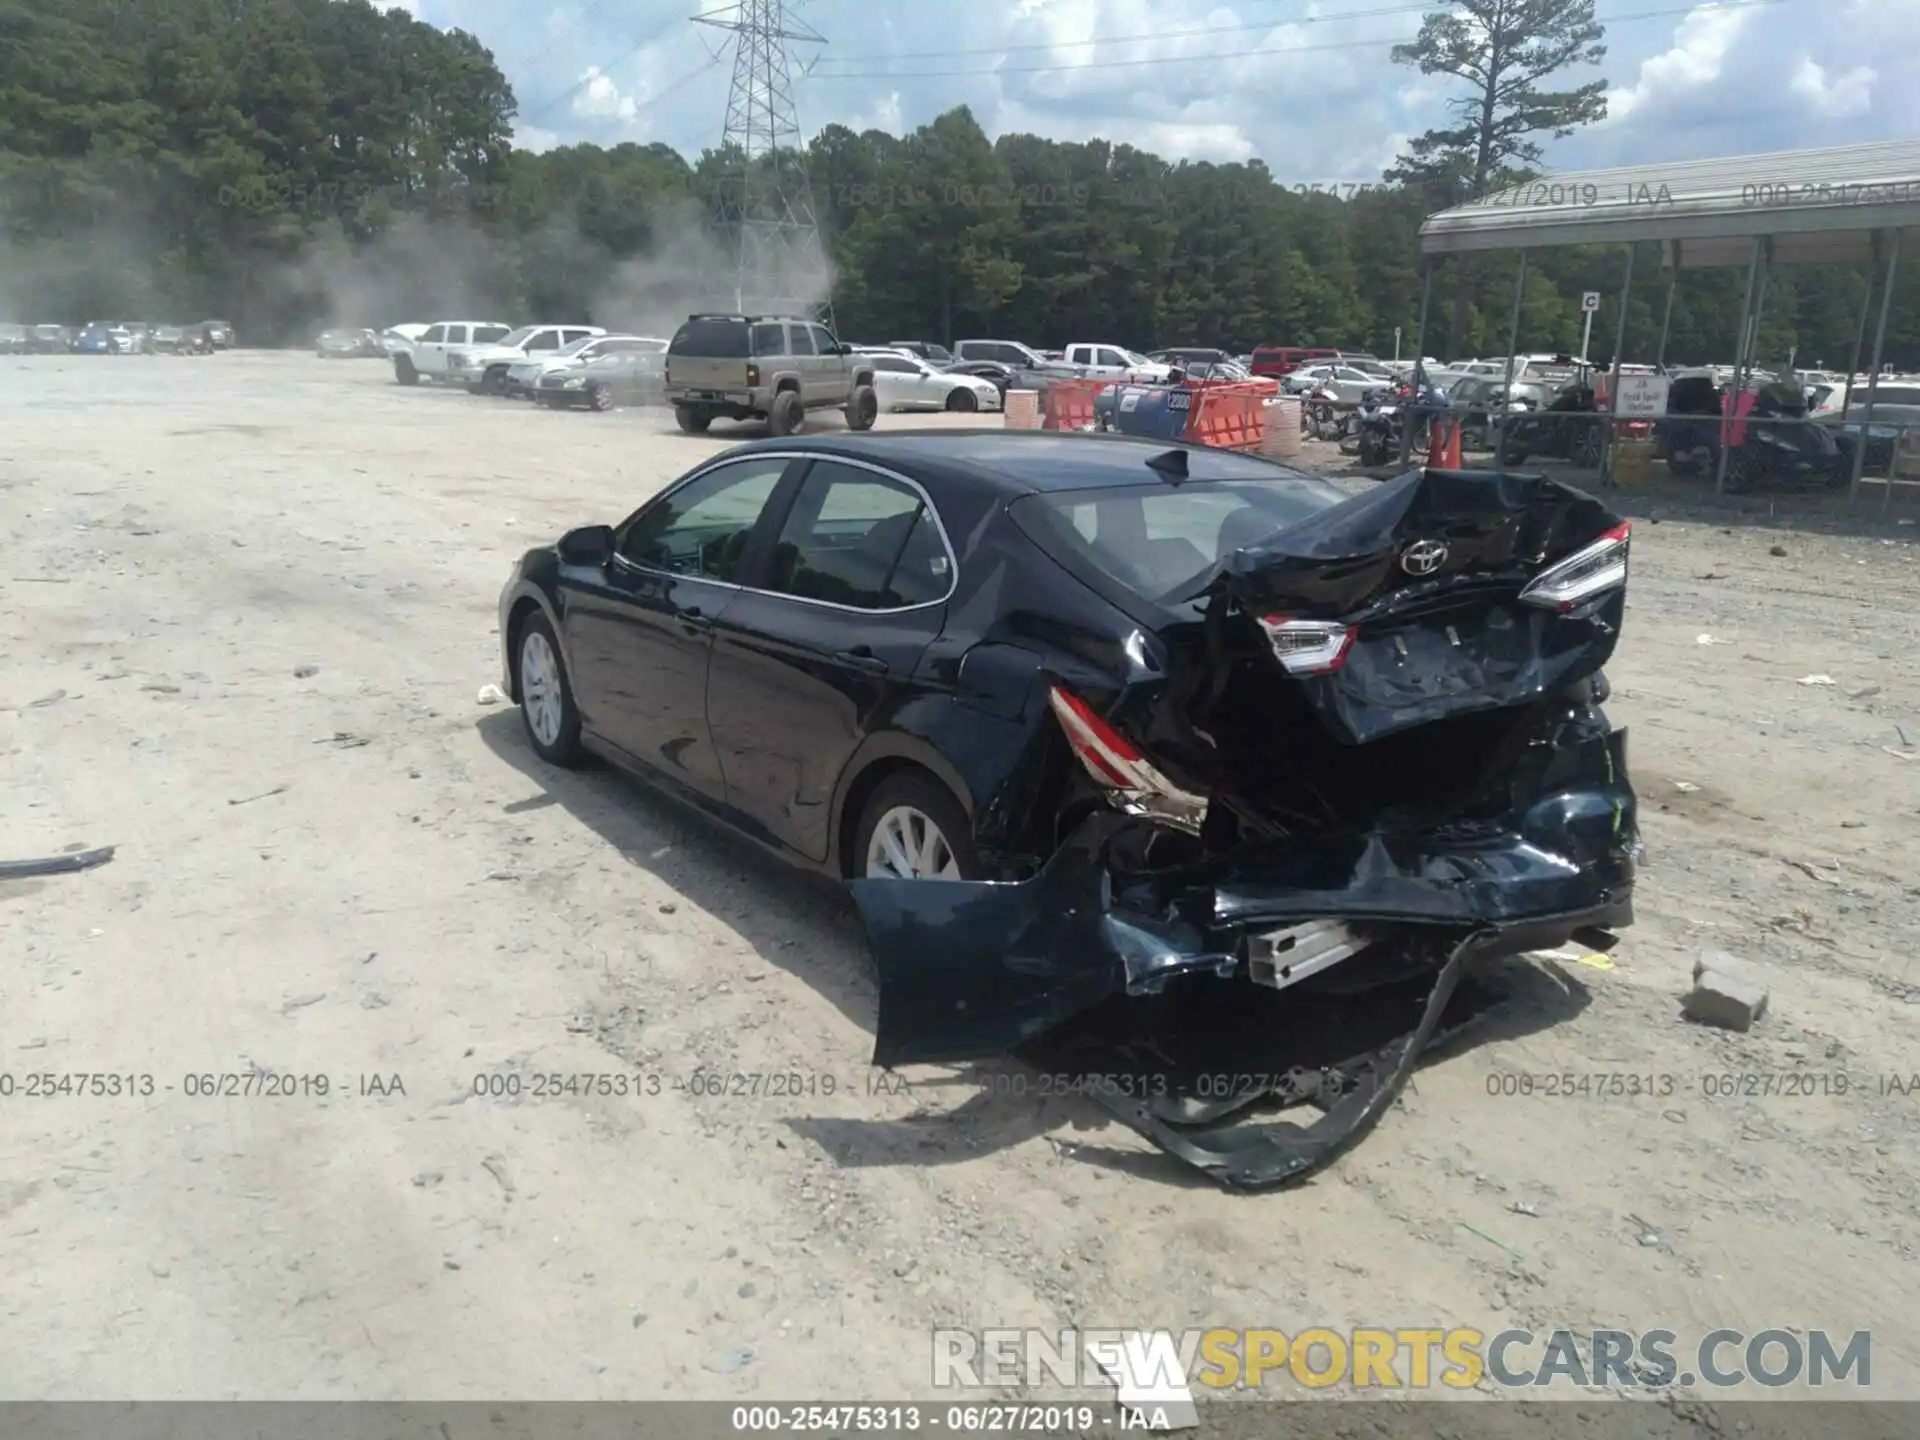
xmin=679 ymin=605 xmax=712 ymax=633
xmin=835 ymin=647 xmax=889 ymax=674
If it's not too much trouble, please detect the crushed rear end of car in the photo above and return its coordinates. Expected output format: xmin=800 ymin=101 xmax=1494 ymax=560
xmin=851 ymin=463 xmax=1638 ymax=1188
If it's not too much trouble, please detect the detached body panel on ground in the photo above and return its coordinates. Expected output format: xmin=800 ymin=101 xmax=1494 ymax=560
xmin=498 ymin=433 xmax=1639 ymax=1187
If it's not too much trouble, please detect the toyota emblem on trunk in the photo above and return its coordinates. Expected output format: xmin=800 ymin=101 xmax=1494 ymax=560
xmin=1400 ymin=540 xmax=1449 ymax=575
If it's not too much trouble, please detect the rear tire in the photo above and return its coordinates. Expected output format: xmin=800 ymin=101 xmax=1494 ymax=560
xmin=844 ymin=383 xmax=879 ymax=431
xmin=394 ymin=356 xmax=419 ymax=386
xmin=944 ymin=387 xmax=977 ymax=413
xmin=768 ymin=388 xmax=804 ymax=437
xmin=674 ymin=404 xmax=712 ymax=434
xmin=851 ymin=772 xmax=981 ymax=882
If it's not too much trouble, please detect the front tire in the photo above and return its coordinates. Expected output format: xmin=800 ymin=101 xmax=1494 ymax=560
xmin=674 ymin=404 xmax=712 ymax=434
xmin=515 ymin=613 xmax=582 ymax=767
xmin=944 ymin=386 xmax=978 ymax=413
xmin=588 ymin=383 xmax=615 ymax=412
xmin=394 ymin=356 xmax=419 ymax=386
xmin=844 ymin=383 xmax=879 ymax=431
xmin=852 ymin=772 xmax=981 ymax=882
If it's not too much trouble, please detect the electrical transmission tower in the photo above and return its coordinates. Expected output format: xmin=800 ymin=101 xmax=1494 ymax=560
xmin=693 ymin=1 xmax=833 ymax=327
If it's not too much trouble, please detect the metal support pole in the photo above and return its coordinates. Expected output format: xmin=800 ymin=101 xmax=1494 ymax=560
xmin=1495 ymin=251 xmax=1527 ymax=466
xmin=1841 ymin=251 xmax=1877 ymax=417
xmin=1654 ymin=248 xmax=1679 ymax=369
xmin=1600 ymin=243 xmax=1635 ymax=486
xmin=1714 ymin=238 xmax=1763 ymax=496
xmin=1400 ymin=262 xmax=1434 ymax=465
xmin=1848 ymin=227 xmax=1902 ymax=510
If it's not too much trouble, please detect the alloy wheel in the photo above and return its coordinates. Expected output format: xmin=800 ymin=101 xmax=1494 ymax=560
xmin=864 ymin=805 xmax=963 ymax=880
xmin=520 ymin=629 xmax=564 ymax=747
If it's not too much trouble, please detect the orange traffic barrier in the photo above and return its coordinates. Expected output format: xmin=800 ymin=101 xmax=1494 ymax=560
xmin=1426 ymin=414 xmax=1463 ymax=468
xmin=1041 ymin=379 xmax=1112 ymax=431
xmin=1185 ymin=384 xmax=1267 ymax=451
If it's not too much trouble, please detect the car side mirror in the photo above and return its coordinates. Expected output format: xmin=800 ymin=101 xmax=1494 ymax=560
xmin=557 ymin=524 xmax=614 ymax=567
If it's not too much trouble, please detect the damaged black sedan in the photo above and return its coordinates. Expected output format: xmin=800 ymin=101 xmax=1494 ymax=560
xmin=498 ymin=431 xmax=1638 ymax=1187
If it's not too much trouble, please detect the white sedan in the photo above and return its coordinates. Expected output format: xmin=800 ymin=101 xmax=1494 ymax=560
xmin=859 ymin=349 xmax=1003 ymax=413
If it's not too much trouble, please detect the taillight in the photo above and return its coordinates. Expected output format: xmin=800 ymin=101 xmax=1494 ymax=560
xmin=1047 ymin=687 xmax=1205 ymax=832
xmin=1519 ymin=522 xmax=1631 ymax=612
xmin=1256 ymin=616 xmax=1356 ymax=675
xmin=746 ymin=363 xmax=760 ymax=386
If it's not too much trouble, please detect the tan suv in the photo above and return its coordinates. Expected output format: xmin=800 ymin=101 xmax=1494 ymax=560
xmin=663 ymin=314 xmax=878 ymax=436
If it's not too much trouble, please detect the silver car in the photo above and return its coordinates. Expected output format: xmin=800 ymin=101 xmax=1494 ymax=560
xmin=1283 ymin=363 xmax=1389 ymax=405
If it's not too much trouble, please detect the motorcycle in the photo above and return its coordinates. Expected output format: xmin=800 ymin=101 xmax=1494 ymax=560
xmin=1352 ymin=380 xmax=1449 ymax=467
xmin=1496 ymin=377 xmax=1605 ymax=467
xmin=1303 ymin=383 xmax=1349 ymax=442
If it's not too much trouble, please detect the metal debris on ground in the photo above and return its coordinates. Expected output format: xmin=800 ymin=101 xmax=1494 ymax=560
xmin=0 ymin=845 xmax=117 ymax=880
xmin=293 ymin=665 xmax=319 ymax=678
xmin=1794 ymin=674 xmax=1836 ymax=686
xmin=228 ymin=784 xmax=289 ymax=805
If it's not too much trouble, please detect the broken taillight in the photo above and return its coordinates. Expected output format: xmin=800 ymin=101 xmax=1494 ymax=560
xmin=1047 ymin=686 xmax=1205 ymax=833
xmin=1256 ymin=616 xmax=1357 ymax=675
xmin=1519 ymin=522 xmax=1631 ymax=612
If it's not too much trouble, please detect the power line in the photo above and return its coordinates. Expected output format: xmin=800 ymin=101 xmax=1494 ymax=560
xmin=807 ymin=0 xmax=1801 ymax=79
xmin=812 ymin=1 xmax=1459 ymax=64
xmin=517 ymin=10 xmax=704 ymax=125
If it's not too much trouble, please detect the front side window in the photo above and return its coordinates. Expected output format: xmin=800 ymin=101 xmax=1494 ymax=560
xmin=808 ymin=324 xmax=838 ymax=355
xmin=787 ymin=324 xmax=817 ymax=357
xmin=615 ymin=458 xmax=788 ymax=582
xmin=473 ymin=325 xmax=511 ymax=344
xmin=525 ymin=330 xmax=561 ymax=351
xmin=765 ymin=463 xmax=951 ymax=609
xmin=420 ymin=325 xmax=447 ymax=343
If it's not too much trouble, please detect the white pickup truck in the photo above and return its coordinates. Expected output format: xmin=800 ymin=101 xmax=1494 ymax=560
xmin=452 ymin=324 xmax=607 ymax=394
xmin=392 ymin=321 xmax=513 ymax=385
xmin=1060 ymin=343 xmax=1172 ymax=382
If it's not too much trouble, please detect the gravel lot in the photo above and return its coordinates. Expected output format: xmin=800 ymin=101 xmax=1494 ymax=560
xmin=3 ymin=352 xmax=1918 ymax=1410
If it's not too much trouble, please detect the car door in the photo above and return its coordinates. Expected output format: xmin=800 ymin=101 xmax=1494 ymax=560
xmin=867 ymin=354 xmax=917 ymax=410
xmin=808 ymin=324 xmax=847 ymax=404
xmin=705 ymin=458 xmax=954 ymax=861
xmin=784 ymin=322 xmax=822 ymax=405
xmin=1095 ymin=346 xmax=1133 ymax=377
xmin=559 ymin=455 xmax=793 ymax=796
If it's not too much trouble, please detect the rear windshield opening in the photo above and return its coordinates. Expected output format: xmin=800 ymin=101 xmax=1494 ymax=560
xmin=669 ymin=320 xmax=750 ymax=358
xmin=1014 ymin=475 xmax=1348 ymax=604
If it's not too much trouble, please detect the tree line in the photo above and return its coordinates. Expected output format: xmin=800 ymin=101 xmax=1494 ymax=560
xmin=1 ymin=0 xmax=1913 ymax=368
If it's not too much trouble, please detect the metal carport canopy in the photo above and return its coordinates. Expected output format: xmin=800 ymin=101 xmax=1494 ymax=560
xmin=1418 ymin=138 xmax=1920 ymax=267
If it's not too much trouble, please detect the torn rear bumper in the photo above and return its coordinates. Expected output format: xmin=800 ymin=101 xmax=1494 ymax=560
xmin=849 ymin=723 xmax=1636 ymax=1188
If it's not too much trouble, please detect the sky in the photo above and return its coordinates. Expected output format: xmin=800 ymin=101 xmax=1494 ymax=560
xmin=391 ymin=0 xmax=1920 ymax=178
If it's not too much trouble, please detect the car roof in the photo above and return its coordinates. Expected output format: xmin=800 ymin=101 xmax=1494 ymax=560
xmin=715 ymin=430 xmax=1300 ymax=495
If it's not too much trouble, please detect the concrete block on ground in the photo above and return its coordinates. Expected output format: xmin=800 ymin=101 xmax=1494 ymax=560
xmin=1684 ymin=968 xmax=1770 ymax=1032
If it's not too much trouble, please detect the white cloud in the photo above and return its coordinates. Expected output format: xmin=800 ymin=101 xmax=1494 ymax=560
xmin=1789 ymin=57 xmax=1876 ymax=118
xmin=510 ymin=123 xmax=562 ymax=153
xmin=1606 ymin=3 xmax=1752 ymax=122
xmin=573 ymin=65 xmax=638 ymax=123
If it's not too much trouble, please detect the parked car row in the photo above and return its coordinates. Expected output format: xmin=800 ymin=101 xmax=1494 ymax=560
xmin=4 ymin=320 xmax=233 ymax=354
xmin=381 ymin=318 xmax=679 ymax=414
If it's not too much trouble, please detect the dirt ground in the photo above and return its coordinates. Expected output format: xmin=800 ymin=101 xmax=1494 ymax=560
xmin=2 ymin=352 xmax=1917 ymax=1413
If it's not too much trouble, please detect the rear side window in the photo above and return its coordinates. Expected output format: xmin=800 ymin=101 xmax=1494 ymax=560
xmin=670 ymin=319 xmax=751 ymax=357
xmin=750 ymin=323 xmax=786 ymax=356
xmin=473 ymin=325 xmax=510 ymax=343
xmin=765 ymin=462 xmax=951 ymax=609
xmin=787 ymin=324 xmax=816 ymax=357
xmin=1013 ymin=477 xmax=1348 ymax=604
